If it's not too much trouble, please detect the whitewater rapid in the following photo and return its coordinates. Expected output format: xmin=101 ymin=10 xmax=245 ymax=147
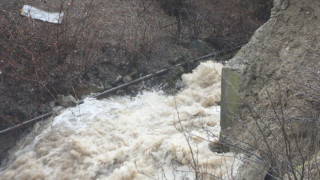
xmin=0 ymin=61 xmax=241 ymax=180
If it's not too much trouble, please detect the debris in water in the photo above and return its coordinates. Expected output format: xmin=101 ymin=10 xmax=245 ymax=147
xmin=20 ymin=5 xmax=64 ymax=24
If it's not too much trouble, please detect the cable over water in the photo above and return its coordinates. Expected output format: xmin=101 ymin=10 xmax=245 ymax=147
xmin=0 ymin=61 xmax=241 ymax=180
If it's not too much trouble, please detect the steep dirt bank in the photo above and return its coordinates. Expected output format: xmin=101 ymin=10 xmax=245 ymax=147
xmin=221 ymin=0 xmax=320 ymax=178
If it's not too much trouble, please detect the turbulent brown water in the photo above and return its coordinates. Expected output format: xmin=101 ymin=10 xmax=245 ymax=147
xmin=0 ymin=61 xmax=241 ymax=180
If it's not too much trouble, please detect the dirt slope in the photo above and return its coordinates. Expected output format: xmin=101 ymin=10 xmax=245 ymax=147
xmin=222 ymin=0 xmax=320 ymax=178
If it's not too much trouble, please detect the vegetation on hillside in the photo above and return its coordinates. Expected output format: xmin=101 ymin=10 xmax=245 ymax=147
xmin=0 ymin=0 xmax=273 ymax=130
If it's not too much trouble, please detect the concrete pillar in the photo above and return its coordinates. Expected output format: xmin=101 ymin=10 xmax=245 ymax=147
xmin=220 ymin=67 xmax=241 ymax=133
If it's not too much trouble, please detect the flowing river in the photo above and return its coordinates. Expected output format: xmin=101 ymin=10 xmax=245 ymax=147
xmin=0 ymin=61 xmax=241 ymax=180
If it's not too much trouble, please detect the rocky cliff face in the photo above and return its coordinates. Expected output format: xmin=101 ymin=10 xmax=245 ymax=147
xmin=221 ymin=0 xmax=320 ymax=179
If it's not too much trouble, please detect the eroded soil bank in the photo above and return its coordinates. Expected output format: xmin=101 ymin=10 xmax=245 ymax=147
xmin=221 ymin=0 xmax=320 ymax=178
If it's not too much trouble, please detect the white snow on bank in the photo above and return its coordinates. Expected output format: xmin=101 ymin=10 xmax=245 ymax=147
xmin=21 ymin=5 xmax=64 ymax=24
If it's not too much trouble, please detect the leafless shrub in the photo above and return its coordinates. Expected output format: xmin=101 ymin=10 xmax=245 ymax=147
xmin=158 ymin=0 xmax=273 ymax=48
xmin=0 ymin=0 xmax=178 ymax=127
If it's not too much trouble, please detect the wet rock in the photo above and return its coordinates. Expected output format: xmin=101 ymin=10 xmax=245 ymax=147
xmin=169 ymin=55 xmax=186 ymax=65
xmin=175 ymin=79 xmax=184 ymax=90
xmin=122 ymin=75 xmax=132 ymax=83
xmin=103 ymin=81 xmax=112 ymax=89
xmin=116 ymin=90 xmax=125 ymax=96
xmin=39 ymin=104 xmax=50 ymax=113
xmin=52 ymin=106 xmax=63 ymax=115
xmin=115 ymin=75 xmax=122 ymax=83
xmin=57 ymin=95 xmax=77 ymax=108
xmin=78 ymin=84 xmax=104 ymax=97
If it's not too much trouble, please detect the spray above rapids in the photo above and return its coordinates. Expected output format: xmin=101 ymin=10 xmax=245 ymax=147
xmin=0 ymin=61 xmax=240 ymax=180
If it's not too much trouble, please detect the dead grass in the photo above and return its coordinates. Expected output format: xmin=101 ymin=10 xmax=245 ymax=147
xmin=0 ymin=0 xmax=272 ymax=129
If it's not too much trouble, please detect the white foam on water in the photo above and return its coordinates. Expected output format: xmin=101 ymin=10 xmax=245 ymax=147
xmin=0 ymin=61 xmax=241 ymax=180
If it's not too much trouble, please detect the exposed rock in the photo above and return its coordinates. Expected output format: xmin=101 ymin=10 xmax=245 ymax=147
xmin=39 ymin=104 xmax=50 ymax=113
xmin=165 ymin=66 xmax=186 ymax=89
xmin=169 ymin=55 xmax=186 ymax=65
xmin=78 ymin=84 xmax=104 ymax=97
xmin=52 ymin=106 xmax=63 ymax=115
xmin=174 ymin=79 xmax=184 ymax=90
xmin=122 ymin=75 xmax=132 ymax=83
xmin=103 ymin=81 xmax=112 ymax=89
xmin=116 ymin=90 xmax=125 ymax=96
xmin=57 ymin=95 xmax=77 ymax=108
xmin=115 ymin=75 xmax=122 ymax=83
